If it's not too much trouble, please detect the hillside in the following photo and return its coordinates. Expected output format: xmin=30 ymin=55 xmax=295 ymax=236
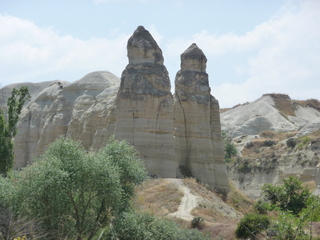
xmin=221 ymin=93 xmax=320 ymax=138
xmin=134 ymin=178 xmax=251 ymax=240
xmin=220 ymin=94 xmax=320 ymax=199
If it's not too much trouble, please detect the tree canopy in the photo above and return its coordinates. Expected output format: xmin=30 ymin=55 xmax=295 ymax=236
xmin=0 ymin=86 xmax=30 ymax=175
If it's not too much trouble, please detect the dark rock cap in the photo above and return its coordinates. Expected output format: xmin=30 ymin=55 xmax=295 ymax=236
xmin=127 ymin=26 xmax=164 ymax=65
xmin=180 ymin=43 xmax=207 ymax=72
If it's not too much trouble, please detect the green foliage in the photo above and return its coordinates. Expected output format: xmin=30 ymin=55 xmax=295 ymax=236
xmin=1 ymin=137 xmax=147 ymax=239
xmin=286 ymin=138 xmax=296 ymax=148
xmin=235 ymin=212 xmax=270 ymax=239
xmin=262 ymin=176 xmax=311 ymax=215
xmin=254 ymin=199 xmax=272 ymax=215
xmin=191 ymin=216 xmax=204 ymax=229
xmin=262 ymin=140 xmax=276 ymax=147
xmin=268 ymin=211 xmax=310 ymax=240
xmin=301 ymin=195 xmax=320 ymax=222
xmin=108 ymin=211 xmax=210 ymax=240
xmin=237 ymin=158 xmax=254 ymax=174
xmin=0 ymin=86 xmax=31 ymax=175
xmin=297 ymin=135 xmax=311 ymax=150
xmin=222 ymin=131 xmax=237 ymax=159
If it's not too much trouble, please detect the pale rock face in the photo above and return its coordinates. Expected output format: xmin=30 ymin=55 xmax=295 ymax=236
xmin=174 ymin=43 xmax=229 ymax=194
xmin=115 ymin=26 xmax=175 ymax=178
xmin=11 ymin=27 xmax=230 ymax=194
xmin=14 ymin=71 xmax=120 ymax=168
xmin=221 ymin=94 xmax=320 ymax=138
xmin=127 ymin=26 xmax=164 ymax=65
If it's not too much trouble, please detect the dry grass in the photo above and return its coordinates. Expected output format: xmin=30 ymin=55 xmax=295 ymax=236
xmin=310 ymin=129 xmax=320 ymax=138
xmin=241 ymin=139 xmax=285 ymax=161
xmin=134 ymin=179 xmax=183 ymax=216
xmin=205 ymin=223 xmax=237 ymax=240
xmin=259 ymin=130 xmax=298 ymax=141
xmin=184 ymin=178 xmax=254 ymax=216
xmin=219 ymin=108 xmax=231 ymax=113
xmin=263 ymin=93 xmax=296 ymax=116
xmin=294 ymin=98 xmax=320 ymax=112
xmin=183 ymin=178 xmax=219 ymax=200
xmin=226 ymin=181 xmax=254 ymax=215
xmin=303 ymin=180 xmax=317 ymax=193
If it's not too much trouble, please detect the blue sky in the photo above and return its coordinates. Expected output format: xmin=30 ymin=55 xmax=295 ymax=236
xmin=1 ymin=0 xmax=319 ymax=107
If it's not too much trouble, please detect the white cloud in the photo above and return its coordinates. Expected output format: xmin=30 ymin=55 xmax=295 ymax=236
xmin=164 ymin=0 xmax=320 ymax=107
xmin=1 ymin=0 xmax=319 ymax=108
xmin=0 ymin=14 xmax=129 ymax=85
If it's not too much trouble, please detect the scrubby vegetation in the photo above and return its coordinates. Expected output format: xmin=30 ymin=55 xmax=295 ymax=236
xmin=222 ymin=131 xmax=238 ymax=161
xmin=0 ymin=137 xmax=208 ymax=239
xmin=236 ymin=177 xmax=320 ymax=239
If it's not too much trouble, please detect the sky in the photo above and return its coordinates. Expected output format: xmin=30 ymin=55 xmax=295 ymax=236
xmin=0 ymin=0 xmax=319 ymax=108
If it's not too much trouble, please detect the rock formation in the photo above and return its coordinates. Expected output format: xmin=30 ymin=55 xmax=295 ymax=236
xmin=13 ymin=71 xmax=120 ymax=168
xmin=221 ymin=94 xmax=320 ymax=138
xmin=174 ymin=43 xmax=229 ymax=193
xmin=115 ymin=26 xmax=175 ymax=178
xmin=6 ymin=26 xmax=230 ymax=194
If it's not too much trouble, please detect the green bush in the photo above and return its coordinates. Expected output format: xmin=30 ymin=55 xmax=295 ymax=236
xmin=222 ymin=131 xmax=237 ymax=159
xmin=191 ymin=216 xmax=204 ymax=229
xmin=254 ymin=199 xmax=271 ymax=215
xmin=267 ymin=211 xmax=310 ymax=240
xmin=262 ymin=176 xmax=311 ymax=215
xmin=1 ymin=137 xmax=148 ymax=239
xmin=235 ymin=212 xmax=270 ymax=239
xmin=108 ymin=211 xmax=210 ymax=240
xmin=286 ymin=138 xmax=296 ymax=148
xmin=263 ymin=140 xmax=276 ymax=147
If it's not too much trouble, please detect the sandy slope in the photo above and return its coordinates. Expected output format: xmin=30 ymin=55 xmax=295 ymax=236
xmin=168 ymin=178 xmax=200 ymax=221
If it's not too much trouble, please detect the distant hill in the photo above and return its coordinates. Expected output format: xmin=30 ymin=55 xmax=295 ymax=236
xmin=221 ymin=93 xmax=320 ymax=138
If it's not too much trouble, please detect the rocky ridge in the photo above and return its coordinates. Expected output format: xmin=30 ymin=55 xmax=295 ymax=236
xmin=221 ymin=94 xmax=320 ymax=198
xmin=1 ymin=26 xmax=229 ymax=194
xmin=221 ymin=93 xmax=320 ymax=138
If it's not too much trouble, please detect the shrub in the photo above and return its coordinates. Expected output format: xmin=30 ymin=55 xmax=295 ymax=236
xmin=286 ymin=138 xmax=296 ymax=148
xmin=2 ymin=137 xmax=148 ymax=239
xmin=254 ymin=200 xmax=271 ymax=215
xmin=222 ymin=131 xmax=237 ymax=159
xmin=235 ymin=212 xmax=270 ymax=239
xmin=263 ymin=140 xmax=276 ymax=147
xmin=109 ymin=212 xmax=210 ymax=240
xmin=262 ymin=176 xmax=311 ymax=215
xmin=191 ymin=216 xmax=204 ymax=229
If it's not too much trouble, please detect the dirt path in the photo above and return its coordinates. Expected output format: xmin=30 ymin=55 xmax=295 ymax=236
xmin=168 ymin=178 xmax=199 ymax=221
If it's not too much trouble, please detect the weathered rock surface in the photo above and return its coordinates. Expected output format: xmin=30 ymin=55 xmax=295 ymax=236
xmin=174 ymin=43 xmax=229 ymax=194
xmin=0 ymin=80 xmax=69 ymax=109
xmin=227 ymin=134 xmax=320 ymax=199
xmin=5 ymin=26 xmax=230 ymax=194
xmin=221 ymin=94 xmax=320 ymax=138
xmin=14 ymin=71 xmax=120 ymax=168
xmin=115 ymin=26 xmax=175 ymax=178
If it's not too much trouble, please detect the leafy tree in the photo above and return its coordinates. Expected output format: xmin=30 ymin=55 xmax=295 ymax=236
xmin=0 ymin=86 xmax=30 ymax=175
xmin=267 ymin=211 xmax=310 ymax=240
xmin=235 ymin=212 xmax=270 ymax=239
xmin=222 ymin=130 xmax=237 ymax=159
xmin=4 ymin=137 xmax=147 ymax=239
xmin=262 ymin=176 xmax=311 ymax=215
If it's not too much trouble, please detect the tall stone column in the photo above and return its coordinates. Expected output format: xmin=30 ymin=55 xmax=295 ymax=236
xmin=115 ymin=26 xmax=175 ymax=177
xmin=174 ymin=43 xmax=229 ymax=194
